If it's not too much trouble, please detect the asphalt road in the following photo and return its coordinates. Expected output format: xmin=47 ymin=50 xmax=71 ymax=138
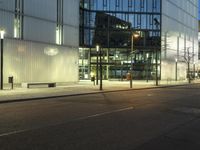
xmin=1 ymin=84 xmax=200 ymax=150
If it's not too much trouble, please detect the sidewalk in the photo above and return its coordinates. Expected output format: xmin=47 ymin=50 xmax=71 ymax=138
xmin=0 ymin=79 xmax=197 ymax=104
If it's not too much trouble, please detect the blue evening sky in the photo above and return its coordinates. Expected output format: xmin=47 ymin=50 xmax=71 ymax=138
xmin=199 ymin=0 xmax=200 ymax=19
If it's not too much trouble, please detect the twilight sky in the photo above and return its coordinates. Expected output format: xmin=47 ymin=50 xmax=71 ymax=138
xmin=199 ymin=0 xmax=200 ymax=19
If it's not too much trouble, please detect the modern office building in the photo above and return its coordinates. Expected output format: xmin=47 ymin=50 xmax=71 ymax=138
xmin=161 ymin=0 xmax=199 ymax=81
xmin=79 ymin=0 xmax=199 ymax=82
xmin=0 ymin=0 xmax=79 ymax=85
xmin=0 ymin=0 xmax=198 ymax=86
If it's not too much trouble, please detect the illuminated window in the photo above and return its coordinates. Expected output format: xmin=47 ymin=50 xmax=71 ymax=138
xmin=128 ymin=0 xmax=132 ymax=8
xmin=56 ymin=0 xmax=63 ymax=45
xmin=14 ymin=0 xmax=24 ymax=39
xmin=56 ymin=26 xmax=62 ymax=45
xmin=14 ymin=18 xmax=20 ymax=38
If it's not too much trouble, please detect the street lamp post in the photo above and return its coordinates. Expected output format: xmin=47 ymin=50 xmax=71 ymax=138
xmin=153 ymin=18 xmax=160 ymax=86
xmin=130 ymin=32 xmax=139 ymax=88
xmin=175 ymin=58 xmax=178 ymax=81
xmin=0 ymin=29 xmax=5 ymax=90
xmin=130 ymin=56 xmax=133 ymax=88
xmin=188 ymin=61 xmax=191 ymax=83
xmin=99 ymin=47 xmax=103 ymax=90
xmin=121 ymin=61 xmax=123 ymax=81
xmin=130 ymin=34 xmax=134 ymax=88
xmin=193 ymin=62 xmax=195 ymax=79
xmin=96 ymin=45 xmax=99 ymax=85
xmin=155 ymin=49 xmax=158 ymax=86
xmin=146 ymin=53 xmax=149 ymax=83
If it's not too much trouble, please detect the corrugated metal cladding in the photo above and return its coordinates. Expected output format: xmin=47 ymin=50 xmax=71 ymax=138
xmin=4 ymin=39 xmax=79 ymax=83
xmin=0 ymin=0 xmax=80 ymax=83
xmin=161 ymin=0 xmax=198 ymax=80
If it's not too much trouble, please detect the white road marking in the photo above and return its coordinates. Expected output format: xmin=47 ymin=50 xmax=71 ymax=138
xmin=76 ymin=106 xmax=134 ymax=120
xmin=0 ymin=130 xmax=28 ymax=137
xmin=0 ymin=106 xmax=134 ymax=137
xmin=147 ymin=94 xmax=153 ymax=97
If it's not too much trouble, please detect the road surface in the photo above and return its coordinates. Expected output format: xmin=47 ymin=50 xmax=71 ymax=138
xmin=0 ymin=84 xmax=200 ymax=150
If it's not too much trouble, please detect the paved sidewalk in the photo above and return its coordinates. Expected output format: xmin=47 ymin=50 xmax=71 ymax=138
xmin=0 ymin=79 xmax=197 ymax=103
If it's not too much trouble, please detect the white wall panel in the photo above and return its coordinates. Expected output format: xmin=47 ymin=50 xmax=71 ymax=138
xmin=63 ymin=0 xmax=79 ymax=47
xmin=24 ymin=16 xmax=56 ymax=44
xmin=63 ymin=0 xmax=79 ymax=26
xmin=0 ymin=11 xmax=14 ymax=38
xmin=63 ymin=25 xmax=79 ymax=47
xmin=24 ymin=0 xmax=57 ymax=21
xmin=0 ymin=0 xmax=15 ymax=11
xmin=161 ymin=0 xmax=198 ymax=80
xmin=4 ymin=39 xmax=79 ymax=83
xmin=0 ymin=0 xmax=80 ymax=84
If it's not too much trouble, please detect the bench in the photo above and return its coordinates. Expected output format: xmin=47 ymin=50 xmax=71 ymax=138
xmin=22 ymin=82 xmax=56 ymax=88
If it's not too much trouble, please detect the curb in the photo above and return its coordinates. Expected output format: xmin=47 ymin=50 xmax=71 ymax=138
xmin=0 ymin=83 xmax=194 ymax=104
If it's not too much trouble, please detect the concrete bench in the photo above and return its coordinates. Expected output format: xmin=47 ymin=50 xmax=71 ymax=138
xmin=22 ymin=82 xmax=56 ymax=88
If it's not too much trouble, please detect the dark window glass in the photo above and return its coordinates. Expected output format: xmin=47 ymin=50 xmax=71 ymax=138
xmin=80 ymin=0 xmax=161 ymax=48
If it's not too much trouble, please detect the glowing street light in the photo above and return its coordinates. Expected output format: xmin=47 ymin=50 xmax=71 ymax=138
xmin=121 ymin=61 xmax=123 ymax=81
xmin=0 ymin=29 xmax=5 ymax=90
xmin=99 ymin=46 xmax=103 ymax=91
xmin=146 ymin=53 xmax=149 ymax=83
xmin=130 ymin=31 xmax=139 ymax=88
xmin=96 ymin=45 xmax=99 ymax=85
xmin=0 ymin=30 xmax=5 ymax=39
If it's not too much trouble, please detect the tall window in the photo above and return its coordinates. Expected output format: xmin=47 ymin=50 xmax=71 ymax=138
xmin=128 ymin=0 xmax=132 ymax=8
xmin=56 ymin=0 xmax=63 ymax=45
xmin=14 ymin=0 xmax=24 ymax=39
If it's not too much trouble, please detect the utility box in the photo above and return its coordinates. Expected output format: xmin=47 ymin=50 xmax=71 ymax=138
xmin=8 ymin=76 xmax=14 ymax=89
xmin=91 ymin=76 xmax=95 ymax=82
xmin=8 ymin=76 xmax=13 ymax=83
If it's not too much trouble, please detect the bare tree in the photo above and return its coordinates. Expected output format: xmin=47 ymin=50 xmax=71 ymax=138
xmin=181 ymin=47 xmax=195 ymax=83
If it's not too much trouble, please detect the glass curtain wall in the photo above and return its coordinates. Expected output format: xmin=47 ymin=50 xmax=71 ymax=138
xmin=79 ymin=0 xmax=161 ymax=80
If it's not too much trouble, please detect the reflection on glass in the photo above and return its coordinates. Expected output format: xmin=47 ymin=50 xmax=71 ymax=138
xmin=79 ymin=0 xmax=161 ymax=80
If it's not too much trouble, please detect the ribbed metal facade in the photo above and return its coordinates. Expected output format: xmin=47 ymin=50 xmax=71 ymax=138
xmin=161 ymin=0 xmax=198 ymax=80
xmin=0 ymin=0 xmax=79 ymax=84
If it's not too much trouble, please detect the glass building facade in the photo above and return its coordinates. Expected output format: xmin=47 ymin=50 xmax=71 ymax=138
xmin=0 ymin=0 xmax=198 ymax=85
xmin=79 ymin=0 xmax=162 ymax=80
xmin=79 ymin=0 xmax=199 ymax=82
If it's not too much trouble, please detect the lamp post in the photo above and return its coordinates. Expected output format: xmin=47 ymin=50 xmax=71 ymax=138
xmin=175 ymin=58 xmax=178 ymax=81
xmin=188 ymin=61 xmax=191 ymax=84
xmin=121 ymin=61 xmax=123 ymax=81
xmin=130 ymin=32 xmax=139 ymax=88
xmin=96 ymin=45 xmax=99 ymax=85
xmin=193 ymin=62 xmax=195 ymax=79
xmin=130 ymin=55 xmax=133 ymax=88
xmin=146 ymin=53 xmax=149 ymax=83
xmin=0 ymin=29 xmax=5 ymax=90
xmin=153 ymin=18 xmax=160 ymax=86
xmin=155 ymin=49 xmax=158 ymax=86
xmin=130 ymin=34 xmax=133 ymax=88
xmin=99 ymin=46 xmax=103 ymax=90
